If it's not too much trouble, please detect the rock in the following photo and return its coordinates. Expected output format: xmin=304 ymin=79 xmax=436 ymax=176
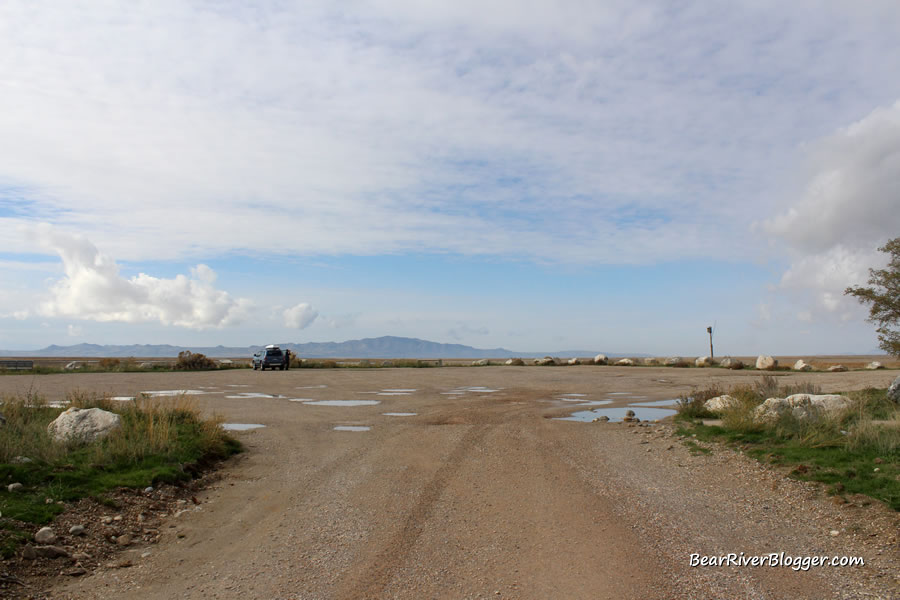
xmin=755 ymin=355 xmax=778 ymax=370
xmin=65 ymin=361 xmax=81 ymax=370
xmin=889 ymin=376 xmax=900 ymax=404
xmin=828 ymin=365 xmax=848 ymax=372
xmin=101 ymin=516 xmax=114 ymax=525
xmin=69 ymin=525 xmax=86 ymax=536
xmin=47 ymin=407 xmax=121 ymax=443
xmin=64 ymin=566 xmax=88 ymax=577
xmin=22 ymin=544 xmax=37 ymax=560
xmin=7 ymin=482 xmax=23 ymax=492
xmin=866 ymin=361 xmax=884 ymax=370
xmin=792 ymin=360 xmax=812 ymax=372
xmin=34 ymin=527 xmax=56 ymax=544
xmin=754 ymin=394 xmax=852 ymax=423
xmin=139 ymin=362 xmax=154 ymax=369
xmin=695 ymin=356 xmax=714 ymax=367
xmin=472 ymin=359 xmax=489 ymax=366
xmin=567 ymin=358 xmax=579 ymax=365
xmin=34 ymin=545 xmax=69 ymax=559
xmin=116 ymin=533 xmax=133 ymax=546
xmin=704 ymin=394 xmax=739 ymax=413
xmin=144 ymin=486 xmax=154 ymax=493
xmin=535 ymin=357 xmax=555 ymax=366
xmin=720 ymin=357 xmax=744 ymax=370
xmin=615 ymin=358 xmax=635 ymax=366
xmin=663 ymin=357 xmax=681 ymax=366
xmin=10 ymin=456 xmax=33 ymax=464
xmin=596 ymin=415 xmax=610 ymax=422
xmin=72 ymin=552 xmax=91 ymax=561
xmin=625 ymin=410 xmax=636 ymax=417
xmin=593 ymin=354 xmax=608 ymax=365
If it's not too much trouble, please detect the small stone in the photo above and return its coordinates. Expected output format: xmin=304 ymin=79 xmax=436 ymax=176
xmin=10 ymin=456 xmax=33 ymax=464
xmin=72 ymin=552 xmax=91 ymax=561
xmin=64 ymin=566 xmax=88 ymax=577
xmin=113 ymin=515 xmax=123 ymax=521
xmin=116 ymin=533 xmax=133 ymax=546
xmin=144 ymin=486 xmax=154 ymax=493
xmin=625 ymin=410 xmax=636 ymax=417
xmin=873 ymin=468 xmax=881 ymax=473
xmin=102 ymin=516 xmax=113 ymax=525
xmin=8 ymin=482 xmax=24 ymax=492
xmin=22 ymin=544 xmax=37 ymax=560
xmin=69 ymin=525 xmax=86 ymax=536
xmin=830 ymin=530 xmax=840 ymax=536
xmin=35 ymin=527 xmax=57 ymax=544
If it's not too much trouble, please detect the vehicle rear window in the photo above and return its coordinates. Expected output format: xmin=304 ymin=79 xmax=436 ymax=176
xmin=266 ymin=349 xmax=282 ymax=357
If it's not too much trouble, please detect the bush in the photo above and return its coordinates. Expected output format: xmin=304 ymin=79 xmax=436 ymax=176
xmin=676 ymin=384 xmax=725 ymax=420
xmin=97 ymin=358 xmax=121 ymax=370
xmin=174 ymin=351 xmax=217 ymax=371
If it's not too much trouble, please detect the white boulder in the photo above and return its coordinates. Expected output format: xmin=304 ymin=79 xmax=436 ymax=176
xmin=865 ymin=361 xmax=884 ymax=370
xmin=828 ymin=365 xmax=847 ymax=372
xmin=888 ymin=375 xmax=900 ymax=403
xmin=792 ymin=360 xmax=812 ymax=372
xmin=615 ymin=358 xmax=635 ymax=366
xmin=567 ymin=358 xmax=580 ymax=365
xmin=593 ymin=354 xmax=608 ymax=365
xmin=64 ymin=361 xmax=81 ymax=370
xmin=720 ymin=357 xmax=744 ymax=370
xmin=472 ymin=359 xmax=489 ymax=366
xmin=48 ymin=407 xmax=121 ymax=443
xmin=754 ymin=394 xmax=852 ymax=423
xmin=704 ymin=394 xmax=739 ymax=413
xmin=663 ymin=357 xmax=682 ymax=366
xmin=695 ymin=356 xmax=714 ymax=368
xmin=535 ymin=357 xmax=555 ymax=366
xmin=755 ymin=355 xmax=778 ymax=370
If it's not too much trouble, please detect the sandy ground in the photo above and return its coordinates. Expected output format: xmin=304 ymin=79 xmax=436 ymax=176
xmin=2 ymin=365 xmax=898 ymax=599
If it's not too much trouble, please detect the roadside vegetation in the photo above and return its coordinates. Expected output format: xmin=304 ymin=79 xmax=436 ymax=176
xmin=0 ymin=391 xmax=241 ymax=557
xmin=0 ymin=353 xmax=249 ymax=376
xmin=675 ymin=376 xmax=899 ymax=510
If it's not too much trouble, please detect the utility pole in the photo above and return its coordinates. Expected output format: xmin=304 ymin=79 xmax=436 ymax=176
xmin=707 ymin=326 xmax=714 ymax=359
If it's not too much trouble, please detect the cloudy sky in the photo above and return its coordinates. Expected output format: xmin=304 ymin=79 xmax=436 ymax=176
xmin=1 ymin=1 xmax=899 ymax=355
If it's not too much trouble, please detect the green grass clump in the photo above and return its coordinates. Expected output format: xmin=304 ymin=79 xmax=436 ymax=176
xmin=0 ymin=391 xmax=241 ymax=555
xmin=675 ymin=379 xmax=899 ymax=510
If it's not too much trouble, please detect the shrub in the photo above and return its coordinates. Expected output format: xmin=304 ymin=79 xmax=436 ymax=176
xmin=174 ymin=351 xmax=217 ymax=371
xmin=97 ymin=358 xmax=121 ymax=370
xmin=676 ymin=384 xmax=725 ymax=420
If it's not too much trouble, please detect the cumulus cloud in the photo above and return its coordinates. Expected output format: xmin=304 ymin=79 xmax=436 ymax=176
xmin=763 ymin=101 xmax=900 ymax=318
xmin=28 ymin=224 xmax=250 ymax=329
xmin=284 ymin=303 xmax=319 ymax=329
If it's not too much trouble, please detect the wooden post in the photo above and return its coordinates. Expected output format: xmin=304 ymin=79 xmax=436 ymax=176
xmin=707 ymin=326 xmax=714 ymax=359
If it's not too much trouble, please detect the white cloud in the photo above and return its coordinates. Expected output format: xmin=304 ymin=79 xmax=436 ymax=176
xmin=284 ymin=303 xmax=319 ymax=329
xmin=0 ymin=2 xmax=898 ymax=264
xmin=764 ymin=101 xmax=900 ymax=319
xmin=67 ymin=324 xmax=82 ymax=337
xmin=27 ymin=224 xmax=250 ymax=329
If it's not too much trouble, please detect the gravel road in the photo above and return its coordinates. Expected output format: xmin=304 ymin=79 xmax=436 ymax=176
xmin=4 ymin=365 xmax=898 ymax=599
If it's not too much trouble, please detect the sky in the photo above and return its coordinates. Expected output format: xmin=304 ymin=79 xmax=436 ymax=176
xmin=1 ymin=1 xmax=899 ymax=356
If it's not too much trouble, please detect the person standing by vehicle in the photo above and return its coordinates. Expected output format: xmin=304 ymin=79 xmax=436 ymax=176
xmin=284 ymin=348 xmax=291 ymax=370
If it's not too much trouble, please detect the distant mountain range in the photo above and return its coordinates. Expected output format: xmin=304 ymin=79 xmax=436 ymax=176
xmin=0 ymin=336 xmax=637 ymax=359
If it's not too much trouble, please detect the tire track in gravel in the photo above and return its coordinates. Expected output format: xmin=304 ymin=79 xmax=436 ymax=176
xmin=337 ymin=422 xmax=492 ymax=599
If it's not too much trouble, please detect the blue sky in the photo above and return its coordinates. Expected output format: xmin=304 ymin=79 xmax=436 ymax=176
xmin=1 ymin=1 xmax=899 ymax=355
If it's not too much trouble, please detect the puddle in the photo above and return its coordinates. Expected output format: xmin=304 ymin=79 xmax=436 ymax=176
xmin=297 ymin=385 xmax=328 ymax=389
xmin=334 ymin=426 xmax=370 ymax=432
xmin=302 ymin=400 xmax=381 ymax=407
xmin=574 ymin=400 xmax=613 ymax=407
xmin=561 ymin=393 xmax=587 ymax=397
xmin=226 ymin=384 xmax=250 ymax=387
xmin=556 ymin=406 xmax=676 ymax=423
xmin=383 ymin=389 xmax=416 ymax=392
xmin=629 ymin=399 xmax=679 ymax=407
xmin=288 ymin=398 xmax=316 ymax=402
xmin=607 ymin=392 xmax=632 ymax=396
xmin=141 ymin=390 xmax=213 ymax=397
xmin=109 ymin=396 xmax=135 ymax=402
xmin=225 ymin=392 xmax=284 ymax=399
xmin=383 ymin=412 xmax=417 ymax=416
xmin=221 ymin=423 xmax=266 ymax=431
xmin=441 ymin=392 xmax=466 ymax=395
xmin=558 ymin=397 xmax=591 ymax=402
xmin=377 ymin=392 xmax=412 ymax=396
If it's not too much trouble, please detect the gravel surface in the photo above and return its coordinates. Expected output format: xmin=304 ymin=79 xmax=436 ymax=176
xmin=1 ymin=365 xmax=897 ymax=599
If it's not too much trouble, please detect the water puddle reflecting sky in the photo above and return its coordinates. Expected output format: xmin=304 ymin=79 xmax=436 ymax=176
xmin=302 ymin=400 xmax=381 ymax=406
xmin=221 ymin=423 xmax=266 ymax=431
xmin=334 ymin=425 xmax=370 ymax=431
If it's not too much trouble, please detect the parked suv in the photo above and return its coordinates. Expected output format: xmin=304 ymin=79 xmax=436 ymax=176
xmin=253 ymin=345 xmax=285 ymax=371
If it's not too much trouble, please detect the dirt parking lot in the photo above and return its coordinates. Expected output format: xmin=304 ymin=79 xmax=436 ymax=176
xmin=3 ymin=365 xmax=898 ymax=599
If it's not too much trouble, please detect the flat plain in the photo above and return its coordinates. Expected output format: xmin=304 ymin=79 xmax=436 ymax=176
xmin=3 ymin=364 xmax=898 ymax=599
